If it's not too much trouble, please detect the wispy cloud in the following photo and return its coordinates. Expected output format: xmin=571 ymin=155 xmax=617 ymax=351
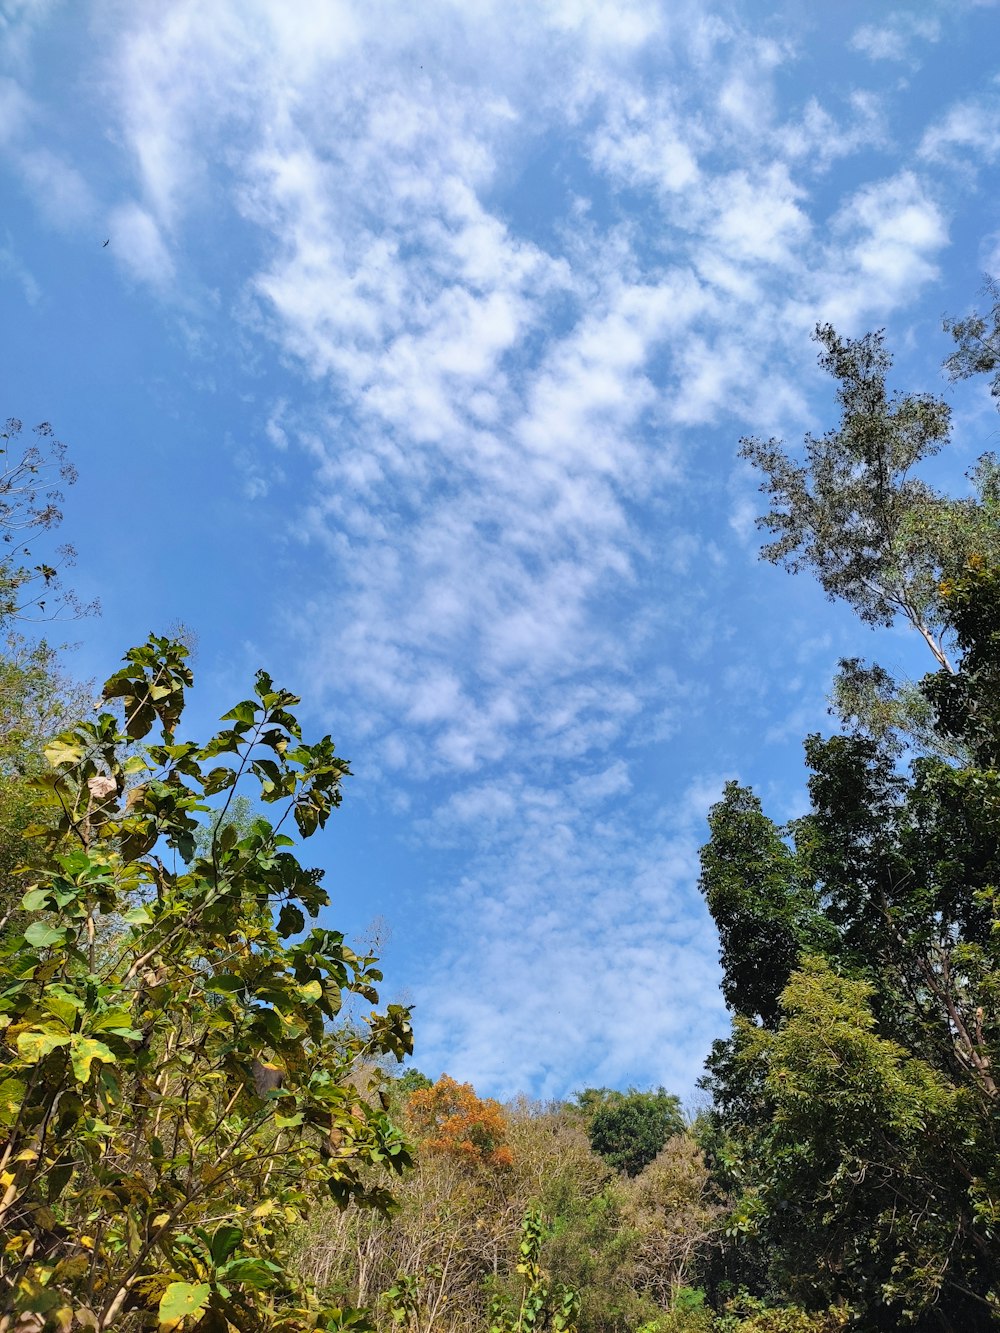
xmin=0 ymin=0 xmax=983 ymax=1097
xmin=920 ymin=95 xmax=1000 ymax=167
xmin=91 ymin=0 xmax=958 ymax=1095
xmin=850 ymin=12 xmax=941 ymax=64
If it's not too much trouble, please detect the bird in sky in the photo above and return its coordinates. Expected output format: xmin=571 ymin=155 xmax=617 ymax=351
xmin=102 ymin=238 xmax=110 ymax=247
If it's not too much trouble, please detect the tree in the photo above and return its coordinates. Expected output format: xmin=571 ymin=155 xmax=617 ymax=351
xmin=406 ymin=1075 xmax=513 ymax=1170
xmin=699 ymin=316 xmax=1000 ymax=1328
xmin=0 ymin=418 xmax=93 ymax=927
xmin=740 ymin=325 xmax=1000 ymax=677
xmin=0 ymin=635 xmax=412 ymax=1332
xmin=0 ymin=417 xmax=96 ymax=625
xmin=580 ymin=1089 xmax=684 ymax=1179
xmin=0 ymin=635 xmax=91 ymax=928
xmin=944 ymin=278 xmax=1000 ymax=403
xmin=488 ymin=1209 xmax=579 ymax=1333
xmin=700 ymin=571 xmax=1000 ymax=1325
xmin=615 ymin=1134 xmax=722 ymax=1311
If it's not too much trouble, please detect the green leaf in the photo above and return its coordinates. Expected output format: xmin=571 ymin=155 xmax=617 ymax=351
xmin=17 ymin=1026 xmax=71 ymax=1063
xmin=157 ymin=1281 xmax=212 ymax=1330
xmin=209 ymin=1223 xmax=243 ymax=1266
xmin=253 ymin=1007 xmax=284 ymax=1043
xmin=44 ymin=736 xmax=84 ymax=768
xmin=204 ymin=973 xmax=244 ymax=994
xmin=203 ymin=766 xmax=237 ymax=795
xmin=89 ymin=1008 xmax=143 ymax=1039
xmin=24 ymin=921 xmax=70 ymax=948
xmin=69 ymin=1035 xmax=116 ymax=1082
xmin=43 ymin=989 xmax=82 ymax=1028
xmin=20 ymin=888 xmax=51 ymax=911
xmin=221 ymin=699 xmax=258 ymax=725
xmin=216 ymin=1257 xmax=280 ymax=1288
xmin=121 ymin=904 xmax=152 ymax=925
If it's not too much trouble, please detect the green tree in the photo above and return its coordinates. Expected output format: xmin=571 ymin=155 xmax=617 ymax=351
xmin=944 ymin=278 xmax=1000 ymax=402
xmin=701 ymin=568 xmax=1000 ymax=1325
xmin=0 ymin=635 xmax=412 ymax=1332
xmin=740 ymin=325 xmax=1000 ymax=741
xmin=700 ymin=316 xmax=1000 ymax=1328
xmin=740 ymin=326 xmax=954 ymax=663
xmin=581 ymin=1089 xmax=684 ymax=1179
xmin=0 ymin=635 xmax=91 ymax=927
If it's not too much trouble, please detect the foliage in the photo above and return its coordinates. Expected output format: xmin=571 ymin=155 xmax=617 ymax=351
xmin=615 ymin=1135 xmax=722 ymax=1311
xmin=488 ymin=1210 xmax=579 ymax=1333
xmin=291 ymin=1097 xmax=621 ymax=1333
xmin=740 ymin=324 xmax=1000 ymax=674
xmin=580 ymin=1089 xmax=684 ymax=1179
xmin=0 ymin=635 xmax=412 ymax=1331
xmin=0 ymin=636 xmax=91 ymax=929
xmin=702 ymin=316 xmax=1000 ymax=1329
xmin=713 ymin=1293 xmax=848 ymax=1332
xmin=697 ymin=790 xmax=824 ymax=1030
xmin=943 ymin=278 xmax=1000 ymax=402
xmin=406 ymin=1075 xmax=513 ymax=1170
xmin=0 ymin=417 xmax=95 ymax=625
xmin=394 ymin=1069 xmax=432 ymax=1100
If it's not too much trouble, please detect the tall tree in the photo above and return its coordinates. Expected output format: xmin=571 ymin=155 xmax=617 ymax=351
xmin=944 ymin=279 xmax=1000 ymax=403
xmin=0 ymin=418 xmax=92 ymax=929
xmin=700 ymin=317 xmax=1000 ymax=1328
xmin=740 ymin=325 xmax=1000 ymax=680
xmin=0 ymin=417 xmax=95 ymax=626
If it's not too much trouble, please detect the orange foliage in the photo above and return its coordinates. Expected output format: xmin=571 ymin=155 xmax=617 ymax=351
xmin=406 ymin=1074 xmax=514 ymax=1169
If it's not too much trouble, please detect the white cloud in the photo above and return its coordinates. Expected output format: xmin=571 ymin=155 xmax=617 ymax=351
xmin=413 ymin=774 xmax=727 ymax=1099
xmin=811 ymin=171 xmax=948 ymax=328
xmin=851 ymin=13 xmax=941 ymax=63
xmin=109 ymin=200 xmax=174 ymax=286
xmin=0 ymin=235 xmax=39 ymax=303
xmin=8 ymin=0 xmax=982 ymax=1096
xmin=919 ymin=97 xmax=1000 ymax=166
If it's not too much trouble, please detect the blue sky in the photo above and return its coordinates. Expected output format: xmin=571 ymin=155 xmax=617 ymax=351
xmin=3 ymin=0 xmax=1000 ymax=1103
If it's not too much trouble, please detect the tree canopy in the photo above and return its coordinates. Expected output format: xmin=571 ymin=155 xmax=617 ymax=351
xmin=699 ymin=315 xmax=1000 ymax=1329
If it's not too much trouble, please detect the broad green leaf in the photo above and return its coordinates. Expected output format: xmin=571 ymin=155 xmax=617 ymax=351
xmin=24 ymin=921 xmax=70 ymax=948
xmin=208 ymin=1224 xmax=243 ymax=1266
xmin=89 ymin=1008 xmax=143 ymax=1039
xmin=157 ymin=1281 xmax=211 ymax=1330
xmin=120 ymin=904 xmax=151 ymax=925
xmin=276 ymin=903 xmax=305 ymax=938
xmin=298 ymin=979 xmax=323 ymax=1003
xmin=43 ymin=990 xmax=82 ymax=1028
xmin=69 ymin=1035 xmax=115 ymax=1082
xmin=17 ymin=1026 xmax=71 ymax=1063
xmin=221 ymin=699 xmax=257 ymax=725
xmin=215 ymin=1257 xmax=279 ymax=1288
xmin=20 ymin=888 xmax=50 ymax=911
xmin=202 ymin=766 xmax=237 ymax=795
xmin=204 ymin=973 xmax=244 ymax=994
